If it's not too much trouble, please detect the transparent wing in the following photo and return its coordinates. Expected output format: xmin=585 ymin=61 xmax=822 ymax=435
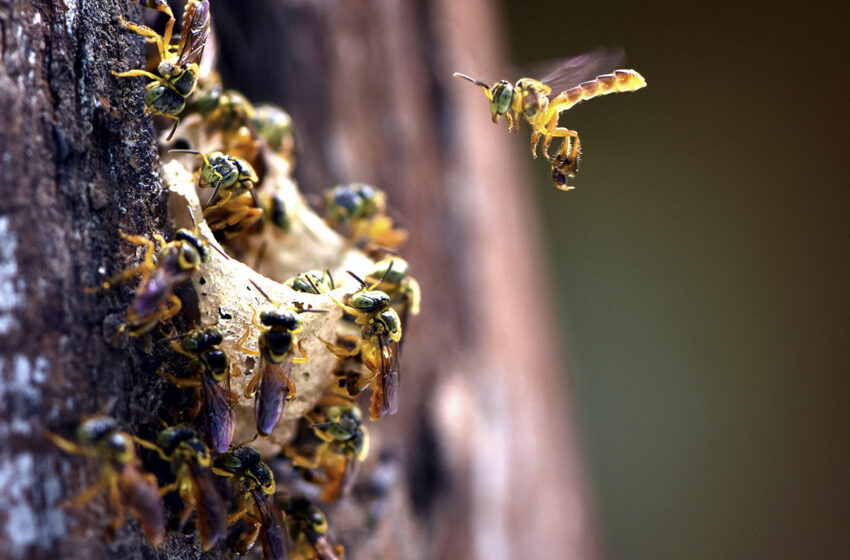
xmin=532 ymin=47 xmax=626 ymax=93
xmin=177 ymin=0 xmax=211 ymax=69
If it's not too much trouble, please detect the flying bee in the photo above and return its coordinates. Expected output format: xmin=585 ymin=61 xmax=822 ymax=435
xmin=237 ymin=304 xmax=309 ymax=438
xmin=325 ymin=272 xmax=402 ymax=420
xmin=45 ymin=415 xmax=166 ymax=545
xmin=285 ymin=269 xmax=335 ymax=295
xmin=323 ymin=183 xmax=407 ymax=250
xmin=114 ymin=0 xmax=211 ymax=140
xmin=453 ymin=50 xmax=646 ymax=190
xmin=290 ymin=401 xmax=370 ymax=503
xmin=159 ymin=326 xmax=235 ymax=453
xmin=135 ymin=424 xmax=228 ymax=550
xmin=102 ymin=224 xmax=210 ymax=338
xmin=213 ymin=446 xmax=290 ymax=560
xmin=279 ymin=497 xmax=344 ymax=560
xmin=364 ymin=257 xmax=421 ymax=332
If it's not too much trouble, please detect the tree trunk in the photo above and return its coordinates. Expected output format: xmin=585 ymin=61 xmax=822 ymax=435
xmin=0 ymin=1 xmax=599 ymax=559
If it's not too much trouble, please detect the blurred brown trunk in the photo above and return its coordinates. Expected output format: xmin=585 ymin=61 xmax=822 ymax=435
xmin=0 ymin=1 xmax=599 ymax=559
xmin=214 ymin=1 xmax=601 ymax=558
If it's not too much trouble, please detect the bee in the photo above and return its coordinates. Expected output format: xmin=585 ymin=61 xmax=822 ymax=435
xmin=285 ymin=269 xmax=335 ymax=295
xmin=237 ymin=305 xmax=309 ymax=438
xmin=252 ymin=104 xmax=296 ymax=164
xmin=453 ymin=51 xmax=646 ymax=190
xmin=102 ymin=224 xmax=210 ymax=338
xmin=291 ymin=401 xmax=369 ymax=503
xmin=213 ymin=446 xmax=290 ymax=560
xmin=268 ymin=192 xmax=292 ymax=233
xmin=45 ymin=415 xmax=166 ymax=545
xmin=279 ymin=497 xmax=344 ymax=560
xmin=325 ymin=272 xmax=402 ymax=420
xmin=159 ymin=326 xmax=235 ymax=453
xmin=364 ymin=257 xmax=421 ymax=332
xmin=191 ymin=83 xmax=263 ymax=165
xmin=114 ymin=0 xmax=211 ymax=140
xmin=324 ymin=183 xmax=407 ymax=250
xmin=171 ymin=149 xmax=260 ymax=208
xmin=135 ymin=424 xmax=228 ymax=550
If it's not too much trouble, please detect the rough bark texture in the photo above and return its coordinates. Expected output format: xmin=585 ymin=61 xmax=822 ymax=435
xmin=0 ymin=1 xmax=598 ymax=559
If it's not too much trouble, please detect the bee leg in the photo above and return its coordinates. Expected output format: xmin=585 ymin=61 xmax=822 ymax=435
xmin=226 ymin=507 xmax=250 ymax=526
xmin=285 ymin=375 xmax=297 ymax=401
xmin=61 ymin=472 xmax=110 ymax=508
xmin=139 ymin=0 xmax=176 ymax=46
xmin=159 ymin=480 xmax=180 ymax=497
xmin=158 ymin=370 xmax=202 ymax=388
xmin=320 ymin=337 xmax=361 ymax=359
xmin=117 ymin=17 xmax=166 ymax=62
xmin=244 ymin=370 xmax=261 ymax=398
xmin=112 ymin=69 xmax=163 ymax=85
xmin=175 ymin=502 xmax=196 ymax=532
xmin=107 ymin=476 xmax=126 ymax=537
xmin=45 ymin=432 xmax=98 ymax=458
xmin=293 ymin=340 xmax=309 ymax=364
xmin=530 ymin=130 xmax=541 ymax=159
xmin=236 ymin=317 xmax=261 ymax=358
xmin=157 ymin=294 xmax=183 ymax=324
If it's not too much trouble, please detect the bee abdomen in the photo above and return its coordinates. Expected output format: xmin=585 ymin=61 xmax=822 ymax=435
xmin=560 ymin=69 xmax=646 ymax=110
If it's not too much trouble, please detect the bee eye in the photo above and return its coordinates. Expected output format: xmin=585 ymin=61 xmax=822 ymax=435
xmin=179 ymin=244 xmax=201 ymax=269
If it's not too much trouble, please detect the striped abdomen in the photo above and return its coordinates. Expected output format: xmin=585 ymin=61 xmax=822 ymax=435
xmin=557 ymin=69 xmax=646 ymax=111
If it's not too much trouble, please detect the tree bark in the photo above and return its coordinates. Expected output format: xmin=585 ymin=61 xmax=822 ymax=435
xmin=0 ymin=1 xmax=599 ymax=559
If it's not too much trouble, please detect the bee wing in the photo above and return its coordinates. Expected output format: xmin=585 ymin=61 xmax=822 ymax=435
xmin=189 ymin=465 xmax=229 ymax=549
xmin=255 ymin=357 xmax=293 ymax=437
xmin=339 ymin=452 xmax=362 ymax=498
xmin=253 ymin=492 xmax=292 ymax=560
xmin=369 ymin=335 xmax=399 ymax=419
xmin=177 ymin=0 xmax=211 ymax=69
xmin=118 ymin=465 xmax=166 ymax=546
xmin=202 ymin=373 xmax=234 ymax=453
xmin=534 ymin=47 xmax=626 ymax=93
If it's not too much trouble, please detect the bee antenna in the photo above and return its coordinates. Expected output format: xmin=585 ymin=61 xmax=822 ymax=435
xmin=207 ymin=178 xmax=223 ymax=207
xmin=166 ymin=118 xmax=180 ymax=142
xmin=346 ymin=270 xmax=368 ymax=289
xmin=235 ymin=433 xmax=259 ymax=447
xmin=452 ymin=72 xmax=491 ymax=90
xmin=326 ymin=269 xmax=335 ymax=290
xmin=380 ymin=259 xmax=395 ymax=285
xmin=209 ymin=242 xmax=230 ymax=260
xmin=169 ymin=149 xmax=202 ymax=155
xmin=305 ymin=274 xmax=321 ymax=294
xmin=249 ymin=278 xmax=274 ymax=304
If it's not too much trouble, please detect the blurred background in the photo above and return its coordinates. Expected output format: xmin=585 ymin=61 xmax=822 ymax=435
xmin=211 ymin=0 xmax=849 ymax=558
xmin=502 ymin=2 xmax=850 ymax=559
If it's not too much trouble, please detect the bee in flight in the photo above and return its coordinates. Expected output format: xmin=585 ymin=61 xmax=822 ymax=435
xmin=114 ymin=0 xmax=211 ymax=140
xmin=453 ymin=49 xmax=646 ymax=190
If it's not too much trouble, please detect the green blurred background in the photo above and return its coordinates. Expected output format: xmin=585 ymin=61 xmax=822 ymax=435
xmin=501 ymin=2 xmax=849 ymax=558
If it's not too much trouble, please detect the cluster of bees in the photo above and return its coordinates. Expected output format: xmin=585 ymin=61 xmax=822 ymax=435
xmin=48 ymin=1 xmax=420 ymax=558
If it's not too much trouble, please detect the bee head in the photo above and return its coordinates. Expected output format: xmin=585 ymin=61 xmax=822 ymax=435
xmin=489 ymin=80 xmax=514 ymax=121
